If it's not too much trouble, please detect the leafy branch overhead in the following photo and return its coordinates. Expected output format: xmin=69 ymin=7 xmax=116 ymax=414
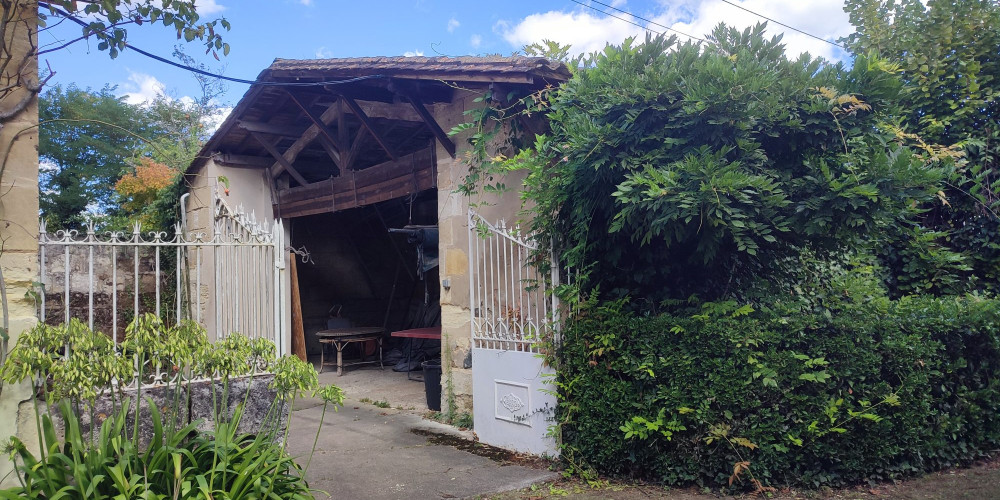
xmin=39 ymin=0 xmax=231 ymax=59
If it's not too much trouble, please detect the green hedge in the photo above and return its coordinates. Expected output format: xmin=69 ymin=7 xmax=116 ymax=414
xmin=558 ymin=291 xmax=1000 ymax=488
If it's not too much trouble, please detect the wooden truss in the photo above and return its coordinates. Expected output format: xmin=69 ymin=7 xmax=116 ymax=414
xmin=225 ymin=85 xmax=457 ymax=218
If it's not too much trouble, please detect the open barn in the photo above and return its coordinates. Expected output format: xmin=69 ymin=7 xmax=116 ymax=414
xmin=183 ymin=56 xmax=569 ymax=454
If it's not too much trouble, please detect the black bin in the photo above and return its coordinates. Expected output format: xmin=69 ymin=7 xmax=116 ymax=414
xmin=421 ymin=359 xmax=442 ymax=411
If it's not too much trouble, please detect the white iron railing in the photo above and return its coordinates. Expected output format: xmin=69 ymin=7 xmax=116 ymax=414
xmin=468 ymin=210 xmax=555 ymax=352
xmin=39 ymin=206 xmax=285 ymax=354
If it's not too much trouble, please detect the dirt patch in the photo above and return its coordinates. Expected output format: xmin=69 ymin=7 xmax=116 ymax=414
xmin=410 ymin=429 xmax=553 ymax=469
xmin=481 ymin=457 xmax=1000 ymax=500
xmin=44 ymin=291 xmax=173 ymax=336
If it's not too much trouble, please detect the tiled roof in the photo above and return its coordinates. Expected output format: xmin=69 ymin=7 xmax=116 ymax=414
xmin=266 ymin=56 xmax=569 ymax=79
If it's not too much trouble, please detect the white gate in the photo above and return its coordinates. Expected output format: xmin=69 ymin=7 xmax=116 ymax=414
xmin=468 ymin=209 xmax=558 ymax=456
xmin=38 ymin=206 xmax=286 ymax=355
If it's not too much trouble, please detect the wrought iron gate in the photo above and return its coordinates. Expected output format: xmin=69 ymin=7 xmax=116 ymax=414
xmin=468 ymin=209 xmax=558 ymax=456
xmin=38 ymin=206 xmax=286 ymax=355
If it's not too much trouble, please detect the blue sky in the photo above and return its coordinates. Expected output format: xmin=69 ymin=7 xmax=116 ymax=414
xmin=38 ymin=0 xmax=853 ymax=109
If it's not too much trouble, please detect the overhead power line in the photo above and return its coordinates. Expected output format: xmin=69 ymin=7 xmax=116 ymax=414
xmin=717 ymin=0 xmax=847 ymax=50
xmin=566 ymin=0 xmax=668 ymax=38
xmin=38 ymin=4 xmax=386 ymax=88
xmin=569 ymin=0 xmax=707 ymax=43
xmin=570 ymin=0 xmax=847 ymax=52
xmin=123 ymin=44 xmax=384 ymax=87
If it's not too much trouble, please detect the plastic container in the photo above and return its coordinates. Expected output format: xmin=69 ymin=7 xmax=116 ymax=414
xmin=421 ymin=359 xmax=442 ymax=411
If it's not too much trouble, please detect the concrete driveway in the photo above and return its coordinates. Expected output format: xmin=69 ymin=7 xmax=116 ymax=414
xmin=286 ymin=396 xmax=558 ymax=500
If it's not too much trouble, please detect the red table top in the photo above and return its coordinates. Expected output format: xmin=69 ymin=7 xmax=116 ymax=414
xmin=390 ymin=326 xmax=442 ymax=339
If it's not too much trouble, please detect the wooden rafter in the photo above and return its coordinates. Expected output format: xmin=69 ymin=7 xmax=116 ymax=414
xmin=214 ymin=153 xmax=336 ymax=173
xmin=251 ymin=132 xmax=309 ymax=186
xmin=339 ymin=94 xmax=399 ymax=161
xmin=337 ymin=99 xmax=350 ymax=155
xmin=316 ymin=135 xmax=344 ymax=174
xmin=268 ymin=101 xmax=342 ymax=180
xmin=284 ymin=90 xmax=346 ymax=170
xmin=344 ymin=126 xmax=366 ymax=170
xmin=403 ymin=94 xmax=456 ymax=158
xmin=229 ymin=92 xmax=295 ymax=154
xmin=355 ymin=99 xmax=421 ymax=122
xmin=237 ymin=120 xmax=308 ymax=137
xmin=212 ymin=153 xmax=273 ymax=168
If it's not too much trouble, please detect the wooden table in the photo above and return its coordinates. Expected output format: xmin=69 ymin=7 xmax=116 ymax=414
xmin=316 ymin=327 xmax=384 ymax=376
xmin=390 ymin=326 xmax=442 ymax=380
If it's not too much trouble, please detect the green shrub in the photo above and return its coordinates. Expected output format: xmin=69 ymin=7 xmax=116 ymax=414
xmin=505 ymin=27 xmax=949 ymax=307
xmin=0 ymin=315 xmax=343 ymax=499
xmin=558 ymin=278 xmax=1000 ymax=489
xmin=1 ymin=400 xmax=314 ymax=500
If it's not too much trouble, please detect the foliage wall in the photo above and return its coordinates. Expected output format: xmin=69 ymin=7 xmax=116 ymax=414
xmin=844 ymin=0 xmax=1000 ymax=292
xmin=559 ymin=266 xmax=1000 ymax=488
xmin=480 ymin=18 xmax=1000 ymax=490
xmin=514 ymin=27 xmax=947 ymax=307
xmin=39 ymin=81 xmax=218 ymax=232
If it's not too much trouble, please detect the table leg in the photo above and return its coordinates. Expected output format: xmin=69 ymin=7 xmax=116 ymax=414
xmin=337 ymin=342 xmax=344 ymax=376
xmin=319 ymin=342 xmax=326 ymax=374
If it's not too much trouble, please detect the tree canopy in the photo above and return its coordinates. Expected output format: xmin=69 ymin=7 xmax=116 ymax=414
xmin=39 ymin=82 xmax=217 ymax=230
xmin=843 ymin=0 xmax=1000 ymax=291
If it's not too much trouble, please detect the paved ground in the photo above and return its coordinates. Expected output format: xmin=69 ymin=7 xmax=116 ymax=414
xmin=285 ymin=362 xmax=1000 ymax=500
xmin=311 ymin=360 xmax=427 ymax=411
xmin=286 ymin=364 xmax=557 ymax=500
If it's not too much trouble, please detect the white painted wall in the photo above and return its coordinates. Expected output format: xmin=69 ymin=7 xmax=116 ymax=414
xmin=472 ymin=348 xmax=558 ymax=456
xmin=184 ymin=160 xmax=291 ymax=355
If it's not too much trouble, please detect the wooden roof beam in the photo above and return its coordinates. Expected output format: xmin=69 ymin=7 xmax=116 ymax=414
xmin=251 ymin=132 xmax=309 ymax=186
xmin=316 ymin=135 xmax=344 ymax=174
xmin=403 ymin=94 xmax=456 ymax=158
xmin=344 ymin=126 xmax=366 ymax=170
xmin=268 ymin=100 xmax=341 ymax=180
xmin=274 ymin=146 xmax=436 ymax=217
xmin=284 ymin=91 xmax=348 ymax=169
xmin=212 ymin=153 xmax=273 ymax=168
xmin=237 ymin=120 xmax=308 ymax=137
xmin=340 ymin=94 xmax=399 ymax=161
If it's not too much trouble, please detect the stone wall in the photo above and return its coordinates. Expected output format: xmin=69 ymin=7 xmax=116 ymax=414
xmin=0 ymin=0 xmax=40 ymax=486
xmin=40 ymin=245 xmax=169 ymax=336
xmin=432 ymin=93 xmax=527 ymax=413
xmin=32 ymin=375 xmax=286 ymax=451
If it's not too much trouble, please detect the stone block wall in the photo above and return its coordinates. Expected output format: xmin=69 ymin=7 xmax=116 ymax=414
xmin=432 ymin=92 xmax=529 ymax=413
xmin=0 ymin=0 xmax=40 ymax=487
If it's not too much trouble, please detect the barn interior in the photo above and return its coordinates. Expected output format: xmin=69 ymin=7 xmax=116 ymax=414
xmin=289 ymin=190 xmax=441 ymax=372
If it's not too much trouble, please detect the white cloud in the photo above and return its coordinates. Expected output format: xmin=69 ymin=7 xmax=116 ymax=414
xmin=39 ymin=160 xmax=58 ymax=174
xmin=298 ymin=0 xmax=313 ymax=6
xmin=202 ymin=106 xmax=233 ymax=135
xmin=470 ymin=34 xmax=482 ymax=48
xmin=498 ymin=10 xmax=642 ymax=56
xmin=500 ymin=0 xmax=851 ymax=62
xmin=315 ymin=46 xmax=333 ymax=58
xmin=447 ymin=17 xmax=460 ymax=33
xmin=671 ymin=0 xmax=851 ymax=60
xmin=403 ymin=49 xmax=425 ymax=57
xmin=122 ymin=72 xmax=166 ymax=105
xmin=194 ymin=0 xmax=226 ymax=15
